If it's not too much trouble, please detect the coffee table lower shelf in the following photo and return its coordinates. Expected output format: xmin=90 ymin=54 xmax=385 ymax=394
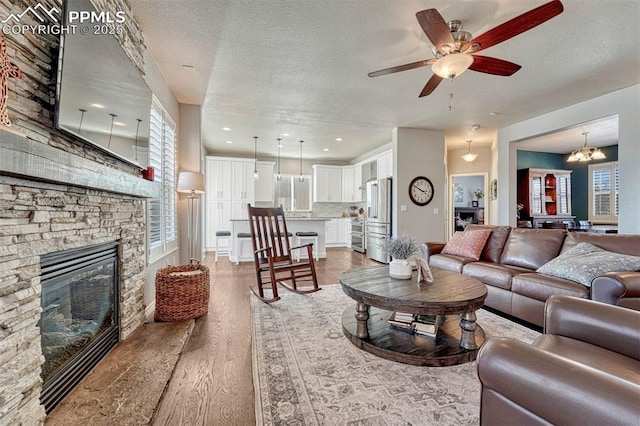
xmin=341 ymin=306 xmax=486 ymax=367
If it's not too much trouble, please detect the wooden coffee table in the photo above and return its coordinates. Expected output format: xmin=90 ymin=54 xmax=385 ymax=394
xmin=340 ymin=265 xmax=487 ymax=366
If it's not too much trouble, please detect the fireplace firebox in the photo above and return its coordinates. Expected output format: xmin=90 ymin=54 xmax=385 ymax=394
xmin=39 ymin=242 xmax=120 ymax=413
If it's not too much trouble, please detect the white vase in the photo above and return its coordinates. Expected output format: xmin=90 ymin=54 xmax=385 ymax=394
xmin=389 ymin=259 xmax=412 ymax=280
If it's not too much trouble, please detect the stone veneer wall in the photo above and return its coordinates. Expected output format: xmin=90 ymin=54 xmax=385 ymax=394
xmin=0 ymin=0 xmax=149 ymax=424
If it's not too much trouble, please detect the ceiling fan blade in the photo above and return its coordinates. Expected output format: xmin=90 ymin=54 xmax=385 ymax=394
xmin=368 ymin=59 xmax=436 ymax=78
xmin=462 ymin=0 xmax=564 ymax=53
xmin=416 ymin=9 xmax=455 ymax=52
xmin=419 ymin=74 xmax=443 ymax=97
xmin=469 ymin=55 xmax=521 ymax=76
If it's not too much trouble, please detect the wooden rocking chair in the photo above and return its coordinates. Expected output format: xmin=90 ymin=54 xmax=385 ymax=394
xmin=248 ymin=204 xmax=321 ymax=303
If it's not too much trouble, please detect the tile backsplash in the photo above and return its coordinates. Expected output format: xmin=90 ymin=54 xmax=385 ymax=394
xmin=311 ymin=202 xmax=365 ymax=218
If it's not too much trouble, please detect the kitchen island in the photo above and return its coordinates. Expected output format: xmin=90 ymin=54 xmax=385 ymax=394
xmin=230 ymin=218 xmax=332 ymax=263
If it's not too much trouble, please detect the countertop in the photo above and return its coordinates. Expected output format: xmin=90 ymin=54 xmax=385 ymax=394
xmin=230 ymin=217 xmax=337 ymax=221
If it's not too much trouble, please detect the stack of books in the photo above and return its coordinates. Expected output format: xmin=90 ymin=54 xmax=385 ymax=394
xmin=387 ymin=312 xmax=440 ymax=337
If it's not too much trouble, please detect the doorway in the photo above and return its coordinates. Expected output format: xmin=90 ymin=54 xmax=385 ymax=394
xmin=449 ymin=173 xmax=488 ymax=238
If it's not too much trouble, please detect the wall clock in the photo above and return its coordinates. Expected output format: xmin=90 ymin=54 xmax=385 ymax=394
xmin=409 ymin=176 xmax=434 ymax=206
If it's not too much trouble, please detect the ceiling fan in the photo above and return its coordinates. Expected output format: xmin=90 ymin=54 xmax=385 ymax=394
xmin=368 ymin=0 xmax=564 ymax=97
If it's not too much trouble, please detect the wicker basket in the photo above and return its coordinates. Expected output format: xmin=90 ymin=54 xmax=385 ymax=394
xmin=154 ymin=261 xmax=210 ymax=322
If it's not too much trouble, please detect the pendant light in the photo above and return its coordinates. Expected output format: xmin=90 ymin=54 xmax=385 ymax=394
xmin=567 ymin=132 xmax=606 ymax=162
xmin=107 ymin=113 xmax=117 ymax=149
xmin=77 ymin=108 xmax=87 ymax=133
xmin=134 ymin=118 xmax=142 ymax=164
xmin=276 ymin=138 xmax=282 ymax=181
xmin=298 ymin=140 xmax=304 ymax=182
xmin=461 ymin=140 xmax=478 ymax=162
xmin=253 ymin=136 xmax=259 ymax=180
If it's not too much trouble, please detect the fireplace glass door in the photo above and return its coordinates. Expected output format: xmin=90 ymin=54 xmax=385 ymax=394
xmin=39 ymin=242 xmax=119 ymax=412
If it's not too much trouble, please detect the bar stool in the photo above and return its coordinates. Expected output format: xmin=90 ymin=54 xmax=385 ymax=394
xmin=236 ymin=232 xmax=252 ymax=265
xmin=214 ymin=230 xmax=232 ymax=262
xmin=295 ymin=231 xmax=318 ymax=262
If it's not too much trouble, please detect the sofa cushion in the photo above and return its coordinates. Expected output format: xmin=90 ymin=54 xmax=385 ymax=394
xmin=463 ymin=261 xmax=532 ymax=290
xmin=537 ymin=242 xmax=640 ymax=287
xmin=441 ymin=229 xmax=492 ymax=260
xmin=512 ymin=273 xmax=590 ymax=302
xmin=428 ymin=254 xmax=473 ymax=273
xmin=561 ymin=232 xmax=640 ymax=256
xmin=500 ymin=228 xmax=566 ymax=270
xmin=465 ymin=224 xmax=512 ymax=263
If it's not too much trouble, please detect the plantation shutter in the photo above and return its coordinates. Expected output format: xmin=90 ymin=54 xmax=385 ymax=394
xmin=147 ymin=98 xmax=178 ymax=260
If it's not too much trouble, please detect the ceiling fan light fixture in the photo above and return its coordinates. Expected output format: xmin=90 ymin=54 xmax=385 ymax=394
xmin=432 ymin=53 xmax=474 ymax=79
xmin=461 ymin=140 xmax=478 ymax=162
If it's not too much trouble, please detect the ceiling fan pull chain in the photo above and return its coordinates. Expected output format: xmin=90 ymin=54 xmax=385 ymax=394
xmin=449 ymin=78 xmax=454 ymax=111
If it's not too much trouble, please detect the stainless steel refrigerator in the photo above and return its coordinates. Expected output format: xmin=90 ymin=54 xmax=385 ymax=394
xmin=366 ymin=178 xmax=392 ymax=263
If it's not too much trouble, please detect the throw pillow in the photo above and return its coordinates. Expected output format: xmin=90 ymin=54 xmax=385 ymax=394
xmin=537 ymin=242 xmax=640 ymax=287
xmin=441 ymin=230 xmax=492 ymax=260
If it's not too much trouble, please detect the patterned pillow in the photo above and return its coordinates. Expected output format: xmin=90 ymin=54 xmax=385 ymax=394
xmin=537 ymin=242 xmax=640 ymax=287
xmin=441 ymin=230 xmax=492 ymax=260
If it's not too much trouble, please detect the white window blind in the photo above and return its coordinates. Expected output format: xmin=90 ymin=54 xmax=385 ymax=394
xmin=148 ymin=97 xmax=177 ymax=260
xmin=589 ymin=161 xmax=618 ymax=224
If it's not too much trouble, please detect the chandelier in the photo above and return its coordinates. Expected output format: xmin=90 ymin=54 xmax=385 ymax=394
xmin=461 ymin=140 xmax=477 ymax=162
xmin=567 ymin=132 xmax=606 ymax=162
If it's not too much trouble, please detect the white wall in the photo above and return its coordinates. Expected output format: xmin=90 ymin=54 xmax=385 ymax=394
xmin=178 ymin=104 xmax=205 ymax=264
xmin=392 ymin=127 xmax=446 ymax=243
xmin=497 ymin=84 xmax=640 ymax=234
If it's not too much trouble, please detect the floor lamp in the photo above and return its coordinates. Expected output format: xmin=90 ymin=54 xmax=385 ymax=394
xmin=177 ymin=171 xmax=205 ymax=262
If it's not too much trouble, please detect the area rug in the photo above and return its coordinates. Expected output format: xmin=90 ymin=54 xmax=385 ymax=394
xmin=251 ymin=285 xmax=540 ymax=426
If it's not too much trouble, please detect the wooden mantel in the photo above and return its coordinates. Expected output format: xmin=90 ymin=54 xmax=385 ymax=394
xmin=0 ymin=129 xmax=160 ymax=198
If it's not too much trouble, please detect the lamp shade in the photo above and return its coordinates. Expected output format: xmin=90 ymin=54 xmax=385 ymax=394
xmin=177 ymin=171 xmax=205 ymax=194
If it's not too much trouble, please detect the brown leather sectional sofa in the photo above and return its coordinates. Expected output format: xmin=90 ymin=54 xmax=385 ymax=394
xmin=424 ymin=225 xmax=640 ymax=327
xmin=477 ymin=295 xmax=640 ymax=424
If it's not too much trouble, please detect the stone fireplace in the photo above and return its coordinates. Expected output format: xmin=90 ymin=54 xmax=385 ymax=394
xmin=39 ymin=241 xmax=120 ymax=413
xmin=0 ymin=0 xmax=156 ymax=422
xmin=0 ymin=129 xmax=158 ymax=424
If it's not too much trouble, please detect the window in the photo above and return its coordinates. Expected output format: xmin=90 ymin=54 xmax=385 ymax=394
xmin=275 ymin=175 xmax=312 ymax=211
xmin=589 ymin=161 xmax=618 ymax=224
xmin=148 ymin=97 xmax=177 ymax=260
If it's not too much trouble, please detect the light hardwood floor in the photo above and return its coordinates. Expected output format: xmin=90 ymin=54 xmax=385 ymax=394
xmin=151 ymin=248 xmax=377 ymax=425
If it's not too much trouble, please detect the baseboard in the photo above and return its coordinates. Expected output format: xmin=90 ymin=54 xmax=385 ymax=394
xmin=144 ymin=301 xmax=156 ymax=323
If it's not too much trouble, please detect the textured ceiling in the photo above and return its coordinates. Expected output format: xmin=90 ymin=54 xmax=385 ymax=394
xmin=129 ymin=0 xmax=640 ymax=162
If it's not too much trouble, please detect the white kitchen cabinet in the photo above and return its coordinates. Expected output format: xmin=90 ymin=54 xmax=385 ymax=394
xmin=313 ymin=165 xmax=343 ymax=202
xmin=342 ymin=166 xmax=355 ymax=202
xmin=206 ymin=158 xmax=232 ymax=201
xmin=343 ymin=219 xmax=352 ymax=245
xmin=352 ymin=164 xmax=363 ymax=202
xmin=205 ymin=157 xmax=256 ymax=251
xmin=376 ymin=150 xmax=393 ymax=179
xmin=325 ymin=219 xmax=339 ymax=246
xmin=326 ymin=218 xmax=352 ymax=247
xmin=255 ymin=161 xmax=275 ymax=203
xmin=205 ymin=199 xmax=233 ymax=250
xmin=232 ymin=161 xmax=255 ymax=201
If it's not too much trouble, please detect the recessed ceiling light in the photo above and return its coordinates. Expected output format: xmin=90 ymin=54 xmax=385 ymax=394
xmin=489 ymin=112 xmax=500 ymax=116
xmin=91 ymin=103 xmax=104 ymax=109
xmin=282 ymin=133 xmax=290 ymax=137
xmin=471 ymin=124 xmax=480 ymax=131
xmin=222 ymin=127 xmax=231 ymax=131
xmin=225 ymin=140 xmax=233 ymax=144
xmin=113 ymin=121 xmax=126 ymax=127
xmin=323 ymin=148 xmax=329 ymax=152
xmin=335 ymin=138 xmax=343 ymax=141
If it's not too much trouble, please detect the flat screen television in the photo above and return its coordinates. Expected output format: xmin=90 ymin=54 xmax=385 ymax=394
xmin=55 ymin=0 xmax=152 ymax=168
